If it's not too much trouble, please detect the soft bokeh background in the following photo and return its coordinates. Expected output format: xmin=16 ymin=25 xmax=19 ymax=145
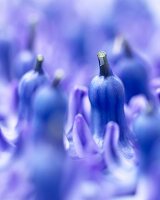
xmin=0 ymin=0 xmax=160 ymax=82
xmin=0 ymin=1 xmax=160 ymax=199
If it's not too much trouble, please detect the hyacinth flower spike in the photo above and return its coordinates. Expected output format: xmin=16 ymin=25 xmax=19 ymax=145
xmin=27 ymin=70 xmax=70 ymax=200
xmin=0 ymin=69 xmax=69 ymax=200
xmin=113 ymin=39 xmax=152 ymax=103
xmin=32 ymin=69 xmax=67 ymax=147
xmin=88 ymin=51 xmax=133 ymax=151
xmin=66 ymin=85 xmax=90 ymax=141
xmin=18 ymin=54 xmax=49 ymax=123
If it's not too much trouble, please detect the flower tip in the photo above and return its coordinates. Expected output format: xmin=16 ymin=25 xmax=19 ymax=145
xmin=37 ymin=54 xmax=44 ymax=63
xmin=52 ymin=69 xmax=64 ymax=87
xmin=97 ymin=51 xmax=106 ymax=59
